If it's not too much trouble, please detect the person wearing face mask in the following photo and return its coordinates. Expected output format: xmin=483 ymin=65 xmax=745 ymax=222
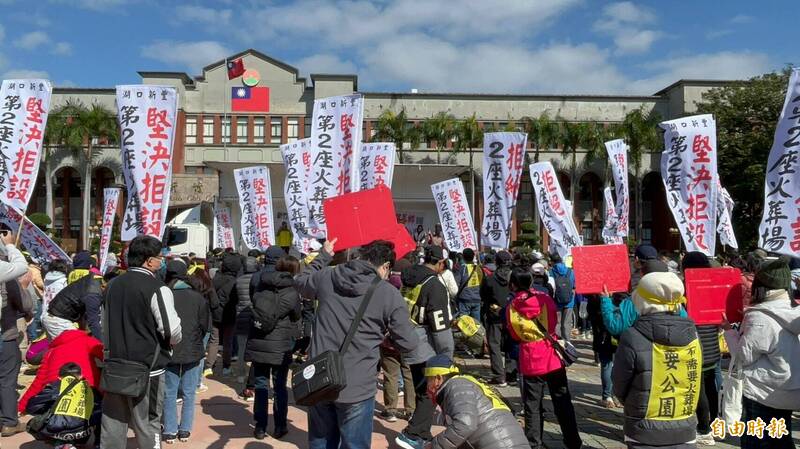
xmin=422 ymin=354 xmax=529 ymax=449
xmin=294 ymin=239 xmax=418 ymax=449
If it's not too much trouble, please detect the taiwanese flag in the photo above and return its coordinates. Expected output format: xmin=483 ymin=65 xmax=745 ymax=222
xmin=231 ymin=86 xmax=270 ymax=112
xmin=227 ymin=58 xmax=245 ymax=79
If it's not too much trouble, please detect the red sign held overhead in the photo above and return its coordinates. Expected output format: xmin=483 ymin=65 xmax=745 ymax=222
xmin=571 ymin=244 xmax=631 ymax=294
xmin=685 ymin=267 xmax=744 ymax=325
xmin=323 ymin=185 xmax=398 ymax=252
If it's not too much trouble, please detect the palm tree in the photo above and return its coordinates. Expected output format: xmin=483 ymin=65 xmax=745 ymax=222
xmin=619 ymin=107 xmax=662 ymax=241
xmin=42 ymin=105 xmax=71 ymax=226
xmin=60 ymin=101 xmax=119 ymax=249
xmin=372 ymin=108 xmax=421 ymax=163
xmin=422 ymin=112 xmax=456 ymax=164
xmin=558 ymin=119 xmax=587 ymax=204
xmin=453 ymin=114 xmax=484 ymax=214
xmin=523 ymin=112 xmax=559 ymax=163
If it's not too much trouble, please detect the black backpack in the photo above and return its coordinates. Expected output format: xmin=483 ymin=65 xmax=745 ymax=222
xmin=251 ymin=289 xmax=280 ymax=335
xmin=553 ymin=270 xmax=573 ymax=306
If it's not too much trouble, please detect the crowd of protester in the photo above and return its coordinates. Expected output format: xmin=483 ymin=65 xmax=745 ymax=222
xmin=0 ymin=228 xmax=798 ymax=449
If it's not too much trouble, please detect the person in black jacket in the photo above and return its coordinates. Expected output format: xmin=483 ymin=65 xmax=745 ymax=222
xmin=49 ymin=251 xmax=103 ymax=338
xmin=587 ymin=293 xmax=620 ymax=408
xmin=246 ymin=255 xmax=301 ymax=440
xmin=162 ymin=259 xmax=209 ymax=443
xmin=211 ymin=254 xmax=241 ymax=376
xmin=479 ymin=250 xmax=513 ymax=387
xmin=187 ymin=266 xmax=219 ymax=387
xmin=234 ymin=253 xmax=262 ymax=399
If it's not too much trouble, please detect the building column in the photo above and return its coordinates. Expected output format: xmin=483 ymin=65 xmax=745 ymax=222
xmin=61 ymin=169 xmax=70 ymax=240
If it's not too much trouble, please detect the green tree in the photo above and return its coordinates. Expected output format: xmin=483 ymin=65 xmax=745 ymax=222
xmin=523 ymin=112 xmax=559 ymax=163
xmin=59 ymin=100 xmax=119 ymax=249
xmin=453 ymin=114 xmax=484 ymax=214
xmin=618 ymin=107 xmax=661 ymax=241
xmin=558 ymin=119 xmax=588 ymax=204
xmin=422 ymin=111 xmax=456 ymax=164
xmin=696 ymin=69 xmax=792 ymax=248
xmin=43 ymin=103 xmax=74 ymax=223
xmin=372 ymin=108 xmax=421 ymax=163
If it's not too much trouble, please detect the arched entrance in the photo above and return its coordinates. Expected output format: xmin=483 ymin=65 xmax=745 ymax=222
xmin=577 ymin=172 xmax=602 ymax=244
xmin=642 ymin=172 xmax=674 ymax=251
xmin=54 ymin=167 xmax=81 ymax=252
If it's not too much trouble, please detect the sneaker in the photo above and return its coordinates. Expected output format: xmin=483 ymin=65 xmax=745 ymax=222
xmin=613 ymin=398 xmax=623 ymax=408
xmin=222 ymin=367 xmax=233 ymax=377
xmin=583 ymin=331 xmax=592 ymax=340
xmin=197 ymin=383 xmax=209 ymax=393
xmin=203 ymin=368 xmax=213 ymax=378
xmin=1 ymin=422 xmax=26 ymax=437
xmin=177 ymin=431 xmax=190 ymax=442
xmin=395 ymin=433 xmax=425 ymax=449
xmin=163 ymin=434 xmax=177 ymax=444
xmin=489 ymin=379 xmax=508 ymax=388
xmin=696 ymin=432 xmax=716 ymax=446
xmin=254 ymin=428 xmax=266 ymax=440
xmin=381 ymin=409 xmax=398 ymax=422
xmin=273 ymin=428 xmax=288 ymax=439
xmin=601 ymin=398 xmax=615 ymax=409
xmin=398 ymin=390 xmax=405 ymax=397
xmin=240 ymin=388 xmax=255 ymax=402
xmin=176 ymin=397 xmax=183 ymax=404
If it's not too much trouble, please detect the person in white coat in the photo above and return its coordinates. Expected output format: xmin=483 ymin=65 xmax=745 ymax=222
xmin=723 ymin=258 xmax=800 ymax=449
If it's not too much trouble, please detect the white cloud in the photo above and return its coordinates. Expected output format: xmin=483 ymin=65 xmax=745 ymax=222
xmin=593 ymin=2 xmax=660 ymax=55
xmin=59 ymin=80 xmax=78 ymax=88
xmin=707 ymin=29 xmax=734 ymax=40
xmin=52 ymin=42 xmax=72 ymax=56
xmin=51 ymin=0 xmax=126 ymax=11
xmin=730 ymin=14 xmax=753 ymax=24
xmin=174 ymin=5 xmax=232 ymax=27
xmin=294 ymin=54 xmax=357 ymax=76
xmin=141 ymin=40 xmax=231 ymax=74
xmin=14 ymin=31 xmax=49 ymax=50
xmin=2 ymin=69 xmax=50 ymax=79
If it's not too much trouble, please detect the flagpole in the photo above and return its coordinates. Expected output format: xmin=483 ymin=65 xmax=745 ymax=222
xmin=223 ymin=58 xmax=228 ymax=152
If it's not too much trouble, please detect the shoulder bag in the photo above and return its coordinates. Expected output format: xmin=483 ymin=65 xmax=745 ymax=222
xmin=534 ymin=317 xmax=579 ymax=367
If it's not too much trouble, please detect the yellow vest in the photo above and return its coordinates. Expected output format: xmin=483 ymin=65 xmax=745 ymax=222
xmin=645 ymin=338 xmax=703 ymax=421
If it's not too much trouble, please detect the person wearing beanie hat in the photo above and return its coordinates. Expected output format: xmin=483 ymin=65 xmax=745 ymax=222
xmin=480 ymin=248 xmax=514 ymax=388
xmin=422 ymin=354 xmax=529 ymax=449
xmin=723 ymin=257 xmax=800 ymax=449
xmin=612 ymin=272 xmax=703 ymax=448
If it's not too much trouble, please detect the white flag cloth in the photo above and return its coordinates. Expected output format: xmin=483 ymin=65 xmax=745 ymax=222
xmin=481 ymin=132 xmax=528 ymax=249
xmin=431 ymin=178 xmax=477 ymax=253
xmin=213 ymin=205 xmax=235 ymax=249
xmin=0 ymin=79 xmax=52 ymax=211
xmin=0 ymin=204 xmax=68 ymax=264
xmin=716 ymin=181 xmax=738 ymax=249
xmin=659 ymin=114 xmax=718 ymax=256
xmin=758 ymin=68 xmax=800 ymax=256
xmin=280 ymin=138 xmax=320 ymax=253
xmin=359 ymin=142 xmax=396 ymax=189
xmin=98 ymin=188 xmax=120 ymax=274
xmin=234 ymin=166 xmax=275 ymax=251
xmin=117 ymin=85 xmax=177 ymax=241
xmin=529 ymin=162 xmax=581 ymax=257
xmin=308 ymin=94 xmax=364 ymax=236
xmin=602 ymin=187 xmax=623 ymax=244
xmin=605 ymin=139 xmax=629 ymax=238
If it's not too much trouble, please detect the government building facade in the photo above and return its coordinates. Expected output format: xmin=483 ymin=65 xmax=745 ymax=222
xmin=37 ymin=49 xmax=729 ymax=252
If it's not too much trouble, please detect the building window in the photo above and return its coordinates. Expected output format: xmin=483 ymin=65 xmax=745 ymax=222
xmin=203 ymin=117 xmax=214 ymax=143
xmin=271 ymin=117 xmax=282 ymax=144
xmin=253 ymin=117 xmax=265 ymax=144
xmin=304 ymin=119 xmax=311 ymax=139
xmin=236 ymin=117 xmax=248 ymax=143
xmin=185 ymin=117 xmax=197 ymax=144
xmin=222 ymin=117 xmax=230 ymax=144
xmin=287 ymin=118 xmax=299 ymax=142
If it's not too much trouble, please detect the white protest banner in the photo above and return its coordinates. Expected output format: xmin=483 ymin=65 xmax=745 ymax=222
xmin=280 ymin=138 xmax=320 ymax=253
xmin=98 ymin=188 xmax=120 ymax=274
xmin=605 ymin=139 xmax=629 ymax=238
xmin=758 ymin=68 xmax=800 ymax=256
xmin=308 ymin=94 xmax=364 ymax=235
xmin=431 ymin=178 xmax=477 ymax=253
xmin=359 ymin=142 xmax=396 ymax=189
xmin=482 ymin=132 xmax=528 ymax=249
xmin=0 ymin=204 xmax=69 ymax=264
xmin=213 ymin=205 xmax=235 ymax=250
xmin=0 ymin=79 xmax=52 ymax=211
xmin=234 ymin=166 xmax=275 ymax=250
xmin=660 ymin=114 xmax=718 ymax=256
xmin=529 ymin=162 xmax=581 ymax=257
xmin=716 ymin=182 xmax=738 ymax=249
xmin=602 ymin=187 xmax=623 ymax=244
xmin=117 ymin=85 xmax=177 ymax=241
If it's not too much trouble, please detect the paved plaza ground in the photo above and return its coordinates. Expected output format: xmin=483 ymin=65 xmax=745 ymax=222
xmin=7 ymin=340 xmax=800 ymax=448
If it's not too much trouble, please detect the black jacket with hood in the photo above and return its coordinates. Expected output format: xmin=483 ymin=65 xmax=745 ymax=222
xmin=234 ymin=256 xmax=259 ymax=335
xmin=213 ymin=255 xmax=241 ymax=325
xmin=169 ymin=280 xmax=210 ymax=365
xmin=480 ymin=264 xmax=512 ymax=323
xmin=401 ymin=264 xmax=454 ymax=364
xmin=295 ymin=251 xmax=418 ymax=403
xmin=246 ymin=270 xmax=301 ymax=365
xmin=49 ymin=274 xmax=103 ymax=338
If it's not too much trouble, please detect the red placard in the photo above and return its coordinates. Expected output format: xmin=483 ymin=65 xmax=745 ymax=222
xmin=323 ymin=185 xmax=398 ymax=252
xmin=388 ymin=225 xmax=417 ymax=260
xmin=571 ymin=244 xmax=631 ymax=294
xmin=685 ymin=267 xmax=743 ymax=325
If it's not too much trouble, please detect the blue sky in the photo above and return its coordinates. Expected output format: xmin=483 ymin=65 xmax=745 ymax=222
xmin=0 ymin=0 xmax=793 ymax=95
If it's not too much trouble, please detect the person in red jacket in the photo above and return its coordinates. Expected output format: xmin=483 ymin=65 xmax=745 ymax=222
xmin=19 ymin=319 xmax=103 ymax=414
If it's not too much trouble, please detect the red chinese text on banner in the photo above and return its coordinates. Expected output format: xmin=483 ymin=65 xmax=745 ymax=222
xmin=659 ymin=114 xmax=718 ymax=257
xmin=98 ymin=188 xmax=120 ymax=274
xmin=482 ymin=132 xmax=528 ymax=249
xmin=685 ymin=267 xmax=744 ymax=325
xmin=359 ymin=142 xmax=396 ymax=190
xmin=431 ymin=178 xmax=477 ymax=253
xmin=605 ymin=139 xmax=629 ymax=238
xmin=571 ymin=244 xmax=630 ymax=294
xmin=0 ymin=203 xmax=69 ymax=264
xmin=529 ymin=162 xmax=581 ymax=257
xmin=117 ymin=85 xmax=177 ymax=241
xmin=281 ymin=138 xmax=323 ymax=252
xmin=234 ymin=166 xmax=275 ymax=251
xmin=213 ymin=205 xmax=235 ymax=250
xmin=0 ymin=79 xmax=52 ymax=211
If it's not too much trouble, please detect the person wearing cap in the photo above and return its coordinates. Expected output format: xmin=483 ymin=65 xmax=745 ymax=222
xmin=549 ymin=254 xmax=576 ymax=343
xmin=49 ymin=251 xmax=104 ymax=338
xmin=531 ymin=263 xmax=554 ymax=297
xmin=632 ymin=244 xmax=658 ymax=289
xmin=422 ymin=354 xmax=529 ymax=449
xmin=723 ymin=258 xmax=800 ymax=449
xmin=397 ymin=245 xmax=454 ymax=449
xmin=162 ymin=259 xmax=209 ymax=444
xmin=479 ymin=250 xmax=513 ymax=387
xmin=612 ymin=272 xmax=702 ymax=449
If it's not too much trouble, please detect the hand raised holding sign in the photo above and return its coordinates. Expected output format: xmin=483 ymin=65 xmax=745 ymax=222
xmin=323 ymin=238 xmax=337 ymax=257
xmin=601 ymin=284 xmax=612 ymax=298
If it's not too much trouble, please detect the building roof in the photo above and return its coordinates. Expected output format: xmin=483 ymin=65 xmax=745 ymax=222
xmin=137 ymin=71 xmax=195 ymax=85
xmin=361 ymin=91 xmax=662 ymax=101
xmin=196 ymin=48 xmax=306 ymax=85
xmin=652 ymin=79 xmax=740 ymax=96
xmin=310 ymin=73 xmax=358 ymax=91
